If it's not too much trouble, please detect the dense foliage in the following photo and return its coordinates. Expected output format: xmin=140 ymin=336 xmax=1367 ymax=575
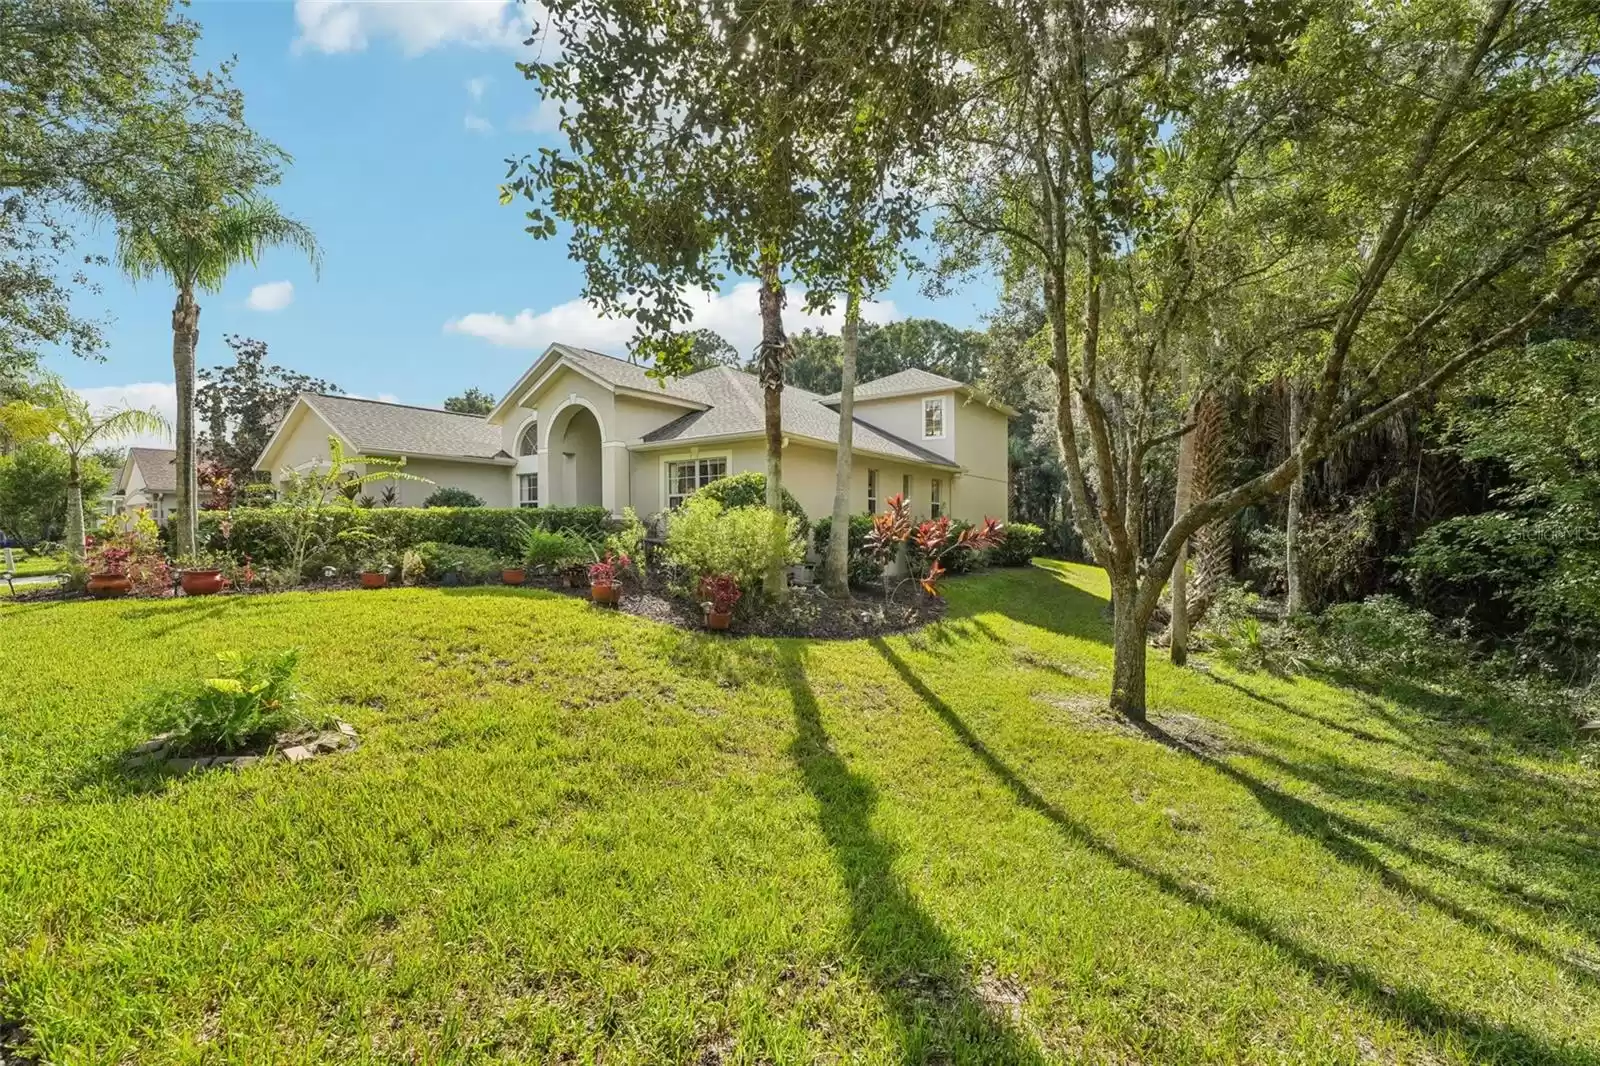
xmin=420 ymin=487 xmax=485 ymax=509
xmin=691 ymin=473 xmax=809 ymax=536
xmin=145 ymin=650 xmax=308 ymax=757
xmin=663 ymin=496 xmax=804 ymax=612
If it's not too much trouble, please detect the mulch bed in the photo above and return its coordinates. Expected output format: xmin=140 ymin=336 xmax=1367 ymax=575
xmin=11 ymin=572 xmax=948 ymax=640
xmin=560 ymin=578 xmax=946 ymax=639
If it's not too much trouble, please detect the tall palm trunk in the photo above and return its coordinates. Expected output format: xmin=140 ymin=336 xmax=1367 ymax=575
xmin=64 ymin=451 xmax=86 ymax=561
xmin=823 ymin=287 xmax=861 ymax=598
xmin=756 ymin=263 xmax=789 ymax=598
xmin=1168 ymin=400 xmax=1197 ymax=665
xmin=1285 ymin=382 xmax=1305 ymax=615
xmin=170 ymin=285 xmax=200 ymax=555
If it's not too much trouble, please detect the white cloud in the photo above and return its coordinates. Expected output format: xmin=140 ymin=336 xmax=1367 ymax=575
xmin=467 ymin=75 xmax=489 ymax=101
xmin=246 ymin=280 xmax=295 ymax=312
xmin=463 ymin=113 xmax=493 ymax=135
xmin=445 ymin=281 xmax=900 ymax=361
xmin=294 ymin=0 xmax=534 ymax=55
xmin=73 ymin=383 xmax=177 ymax=448
xmin=515 ymin=94 xmax=567 ymax=134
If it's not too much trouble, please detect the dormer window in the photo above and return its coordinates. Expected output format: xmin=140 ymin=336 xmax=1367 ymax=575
xmin=922 ymin=397 xmax=946 ymax=439
xmin=517 ymin=419 xmax=539 ymax=456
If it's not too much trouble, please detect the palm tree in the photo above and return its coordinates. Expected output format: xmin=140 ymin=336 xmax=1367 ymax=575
xmin=0 ymin=380 xmax=170 ymax=559
xmin=116 ymin=193 xmax=319 ymax=554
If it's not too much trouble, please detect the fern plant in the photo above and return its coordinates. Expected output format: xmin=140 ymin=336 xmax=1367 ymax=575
xmin=148 ymin=651 xmax=311 ymax=756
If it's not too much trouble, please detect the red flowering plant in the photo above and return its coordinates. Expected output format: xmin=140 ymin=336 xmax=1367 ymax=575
xmin=588 ymin=551 xmax=629 ymax=586
xmin=697 ymin=573 xmax=743 ymax=616
xmin=88 ymin=509 xmax=172 ymax=596
xmin=863 ymin=493 xmax=1005 ymax=600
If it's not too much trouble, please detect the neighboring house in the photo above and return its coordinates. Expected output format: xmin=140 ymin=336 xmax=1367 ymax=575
xmin=253 ymin=344 xmax=1015 ymax=523
xmin=106 ymin=447 xmax=180 ymax=522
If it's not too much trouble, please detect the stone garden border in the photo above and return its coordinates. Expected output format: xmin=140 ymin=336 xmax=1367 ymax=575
xmin=127 ymin=721 xmax=359 ymax=774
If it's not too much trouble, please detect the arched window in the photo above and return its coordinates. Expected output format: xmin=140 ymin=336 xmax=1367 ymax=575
xmin=517 ymin=419 xmax=539 ymax=456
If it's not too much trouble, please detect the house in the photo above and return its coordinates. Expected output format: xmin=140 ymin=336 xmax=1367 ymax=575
xmin=253 ymin=344 xmax=1015 ymax=523
xmin=106 ymin=447 xmax=180 ymax=521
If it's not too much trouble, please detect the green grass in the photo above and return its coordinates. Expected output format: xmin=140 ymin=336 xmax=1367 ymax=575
xmin=3 ymin=552 xmax=61 ymax=577
xmin=2 ymin=562 xmax=1597 ymax=1064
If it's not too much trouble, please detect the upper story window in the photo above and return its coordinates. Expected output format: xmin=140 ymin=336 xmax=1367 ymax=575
xmin=923 ymin=397 xmax=946 ymax=439
xmin=667 ymin=457 xmax=728 ymax=509
xmin=517 ymin=420 xmax=539 ymax=457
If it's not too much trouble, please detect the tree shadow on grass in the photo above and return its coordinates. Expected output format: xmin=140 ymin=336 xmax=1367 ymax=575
xmin=777 ymin=644 xmax=1045 ymax=1065
xmin=870 ymin=636 xmax=1599 ymax=1065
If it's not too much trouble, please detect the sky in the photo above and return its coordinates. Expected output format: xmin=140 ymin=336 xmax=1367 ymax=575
xmin=56 ymin=0 xmax=998 ymax=448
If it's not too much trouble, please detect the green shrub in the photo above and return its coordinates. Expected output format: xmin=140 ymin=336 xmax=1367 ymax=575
xmin=199 ymin=506 xmax=609 ymax=569
xmin=521 ymin=526 xmax=591 ymax=572
xmin=989 ymin=522 xmax=1043 ymax=567
xmin=1308 ymin=595 xmax=1468 ymax=678
xmin=812 ymin=513 xmax=882 ymax=586
xmin=411 ymin=542 xmax=504 ymax=583
xmin=421 ymin=487 xmax=485 ymax=508
xmin=664 ymin=496 xmax=803 ymax=609
xmin=146 ymin=651 xmax=310 ymax=756
xmin=693 ymin=473 xmax=809 ymax=536
xmin=907 ymin=519 xmax=987 ymax=576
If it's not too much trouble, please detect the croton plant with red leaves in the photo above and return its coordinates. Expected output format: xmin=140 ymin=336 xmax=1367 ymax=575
xmin=697 ymin=573 xmax=743 ymax=615
xmin=864 ymin=493 xmax=1005 ymax=598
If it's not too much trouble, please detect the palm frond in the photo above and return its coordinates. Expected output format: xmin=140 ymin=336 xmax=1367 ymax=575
xmin=87 ymin=406 xmax=172 ymax=448
xmin=197 ymin=199 xmax=322 ymax=290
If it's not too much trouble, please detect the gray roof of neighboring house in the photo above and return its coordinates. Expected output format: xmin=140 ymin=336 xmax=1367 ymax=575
xmin=304 ymin=394 xmax=509 ymax=460
xmin=641 ymin=366 xmax=957 ymax=467
xmin=127 ymin=447 xmax=178 ymax=493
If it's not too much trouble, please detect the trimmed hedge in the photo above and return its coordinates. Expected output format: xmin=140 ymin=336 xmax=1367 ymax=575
xmin=421 ymin=487 xmax=485 ymax=508
xmin=989 ymin=522 xmax=1044 ymax=567
xmin=197 ymin=506 xmax=609 ymax=568
xmin=812 ymin=513 xmax=883 ymax=587
xmin=693 ymin=472 xmax=809 ymax=536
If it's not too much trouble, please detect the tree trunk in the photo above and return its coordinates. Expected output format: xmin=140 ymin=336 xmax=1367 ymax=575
xmin=1168 ymin=401 xmax=1197 ymax=665
xmin=1187 ymin=390 xmax=1231 ymax=624
xmin=1285 ymin=382 xmax=1305 ymax=615
xmin=756 ymin=266 xmax=788 ymax=598
xmin=171 ymin=287 xmax=201 ymax=556
xmin=1110 ymin=572 xmax=1150 ymax=722
xmin=64 ymin=452 xmax=86 ymax=561
xmin=823 ymin=287 xmax=860 ymax=598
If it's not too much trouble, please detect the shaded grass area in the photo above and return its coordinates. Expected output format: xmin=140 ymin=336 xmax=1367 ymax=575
xmin=1 ymin=563 xmax=1597 ymax=1063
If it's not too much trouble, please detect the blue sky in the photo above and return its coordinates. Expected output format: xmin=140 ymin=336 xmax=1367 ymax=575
xmin=60 ymin=0 xmax=997 ymax=443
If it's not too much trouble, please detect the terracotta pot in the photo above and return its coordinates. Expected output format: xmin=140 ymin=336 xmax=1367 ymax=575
xmin=705 ymin=610 xmax=732 ymax=631
xmin=502 ymin=568 xmax=527 ymax=586
xmin=590 ymin=581 xmax=618 ymax=605
xmin=180 ymin=569 xmax=225 ymax=596
xmin=360 ymin=571 xmax=388 ymax=589
xmin=88 ymin=573 xmax=132 ymax=599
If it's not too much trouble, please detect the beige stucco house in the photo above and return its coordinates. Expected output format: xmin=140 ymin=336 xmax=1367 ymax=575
xmin=254 ymin=344 xmax=1014 ymax=524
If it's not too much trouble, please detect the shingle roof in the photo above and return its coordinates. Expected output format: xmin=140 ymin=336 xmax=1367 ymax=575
xmin=820 ymin=368 xmax=969 ymax=404
xmin=557 ymin=345 xmax=706 ymax=404
xmin=127 ymin=447 xmax=178 ymax=493
xmin=304 ymin=394 xmax=509 ymax=460
xmin=642 ymin=366 xmax=957 ymax=467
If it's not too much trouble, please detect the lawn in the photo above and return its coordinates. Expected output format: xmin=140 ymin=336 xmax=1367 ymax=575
xmin=3 ymin=553 xmax=61 ymax=578
xmin=2 ymin=562 xmax=1597 ymax=1064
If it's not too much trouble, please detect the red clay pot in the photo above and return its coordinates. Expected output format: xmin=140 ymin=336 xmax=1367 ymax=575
xmin=590 ymin=582 xmax=618 ymax=605
xmin=360 ymin=571 xmax=388 ymax=589
xmin=705 ymin=610 xmax=732 ymax=631
xmin=180 ymin=569 xmax=225 ymax=596
xmin=87 ymin=573 xmax=132 ymax=599
xmin=502 ymin=568 xmax=527 ymax=586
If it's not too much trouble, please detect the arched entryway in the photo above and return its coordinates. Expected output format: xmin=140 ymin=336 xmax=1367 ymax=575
xmin=546 ymin=402 xmax=603 ymax=508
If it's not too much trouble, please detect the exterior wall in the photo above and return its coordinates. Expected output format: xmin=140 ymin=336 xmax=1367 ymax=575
xmin=264 ymin=405 xmax=349 ymax=478
xmin=628 ymin=439 xmax=769 ymax=519
xmin=379 ymin=458 xmax=515 ymax=508
xmin=613 ymin=394 xmax=684 ymax=440
xmin=850 ymin=392 xmax=958 ymax=463
xmin=953 ymin=398 xmax=1012 ymax=522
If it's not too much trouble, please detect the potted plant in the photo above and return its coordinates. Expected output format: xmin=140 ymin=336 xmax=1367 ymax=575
xmin=174 ymin=549 xmax=228 ymax=596
xmin=359 ymin=553 xmax=392 ymax=588
xmin=588 ymin=552 xmax=627 ymax=605
xmin=698 ymin=573 xmax=742 ymax=631
xmin=501 ymin=558 xmax=527 ymax=585
xmin=85 ymin=537 xmax=133 ymax=598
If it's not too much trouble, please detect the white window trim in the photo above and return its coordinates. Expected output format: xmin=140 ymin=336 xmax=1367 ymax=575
xmin=867 ymin=468 xmax=880 ymax=514
xmin=661 ymin=452 xmax=732 ymax=511
xmin=515 ymin=415 xmax=540 ymax=457
xmin=922 ymin=397 xmax=947 ymax=440
xmin=930 ymin=477 xmax=944 ymax=519
xmin=518 ymin=472 xmax=540 ymax=509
